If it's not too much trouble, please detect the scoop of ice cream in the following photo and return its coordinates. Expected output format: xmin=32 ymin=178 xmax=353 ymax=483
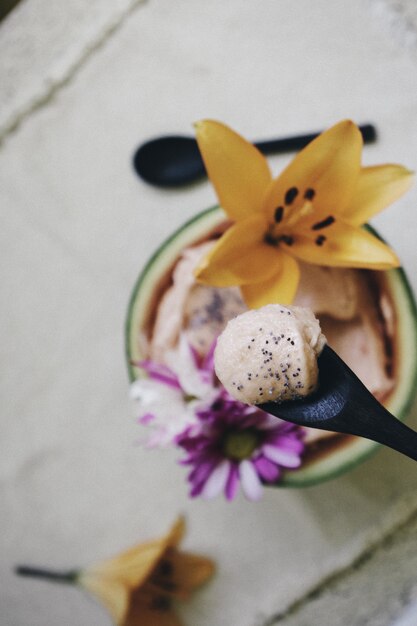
xmin=184 ymin=284 xmax=246 ymax=356
xmin=294 ymin=262 xmax=359 ymax=320
xmin=214 ymin=305 xmax=326 ymax=405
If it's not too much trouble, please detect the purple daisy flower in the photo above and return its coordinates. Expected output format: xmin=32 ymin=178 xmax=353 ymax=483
xmin=176 ymin=393 xmax=305 ymax=501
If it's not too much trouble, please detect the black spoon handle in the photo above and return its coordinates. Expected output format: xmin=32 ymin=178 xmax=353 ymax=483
xmin=333 ymin=368 xmax=417 ymax=462
xmin=255 ymin=124 xmax=377 ymax=155
xmin=355 ymin=404 xmax=417 ymax=462
xmin=321 ymin=348 xmax=417 ymax=462
xmin=261 ymin=346 xmax=417 ymax=462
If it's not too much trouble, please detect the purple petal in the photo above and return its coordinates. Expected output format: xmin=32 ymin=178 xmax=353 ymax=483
xmin=201 ymin=339 xmax=217 ymax=375
xmin=254 ymin=457 xmax=280 ymax=482
xmin=189 ymin=344 xmax=201 ymax=367
xmin=137 ymin=412 xmax=155 ymax=425
xmin=189 ymin=459 xmax=216 ymax=487
xmin=262 ymin=444 xmax=302 ymax=468
xmin=256 ymin=414 xmax=281 ymax=430
xmin=238 ymin=412 xmax=265 ymax=430
xmin=265 ymin=415 xmax=298 ymax=433
xmin=187 ymin=457 xmax=219 ymax=497
xmin=225 ymin=463 xmax=239 ymax=501
xmin=138 ymin=360 xmax=181 ymax=389
xmin=267 ymin=434 xmax=305 ymax=455
xmin=240 ymin=460 xmax=263 ymax=501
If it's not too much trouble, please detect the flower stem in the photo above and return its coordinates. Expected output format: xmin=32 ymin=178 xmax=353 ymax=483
xmin=15 ymin=565 xmax=78 ymax=584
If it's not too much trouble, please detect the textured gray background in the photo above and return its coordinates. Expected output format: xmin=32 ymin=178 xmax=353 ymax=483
xmin=2 ymin=1 xmax=417 ymax=625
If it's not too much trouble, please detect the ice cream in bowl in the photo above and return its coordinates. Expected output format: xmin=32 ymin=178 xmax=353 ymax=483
xmin=126 ymin=120 xmax=417 ymax=499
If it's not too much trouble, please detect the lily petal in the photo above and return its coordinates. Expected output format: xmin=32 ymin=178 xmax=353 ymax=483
xmin=263 ymin=120 xmax=362 ymax=221
xmin=291 ymin=221 xmax=400 ymax=269
xmin=125 ymin=597 xmax=182 ymax=626
xmin=79 ymin=577 xmax=128 ymax=624
xmin=81 ymin=519 xmax=184 ymax=593
xmin=341 ymin=164 xmax=414 ymax=226
xmin=195 ymin=120 xmax=272 ymax=221
xmin=78 ymin=518 xmax=211 ymax=626
xmin=240 ymin=251 xmax=300 ymax=307
xmin=169 ymin=551 xmax=215 ymax=597
xmin=194 ymin=215 xmax=280 ymax=287
xmin=166 ymin=517 xmax=186 ymax=549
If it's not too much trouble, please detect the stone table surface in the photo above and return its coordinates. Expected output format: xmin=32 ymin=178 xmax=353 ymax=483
xmin=1 ymin=1 xmax=417 ymax=625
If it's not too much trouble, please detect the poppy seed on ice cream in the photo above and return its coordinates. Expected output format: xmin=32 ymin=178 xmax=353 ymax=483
xmin=214 ymin=304 xmax=326 ymax=405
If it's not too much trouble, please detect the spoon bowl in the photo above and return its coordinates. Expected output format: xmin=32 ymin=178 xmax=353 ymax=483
xmin=133 ymin=136 xmax=206 ymax=187
xmin=260 ymin=345 xmax=417 ymax=462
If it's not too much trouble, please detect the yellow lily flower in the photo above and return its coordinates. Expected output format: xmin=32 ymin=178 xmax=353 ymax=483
xmin=78 ymin=517 xmax=215 ymax=626
xmin=194 ymin=120 xmax=413 ymax=308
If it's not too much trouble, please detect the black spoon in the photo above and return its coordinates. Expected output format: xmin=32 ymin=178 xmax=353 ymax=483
xmin=133 ymin=124 xmax=377 ymax=188
xmin=259 ymin=345 xmax=417 ymax=462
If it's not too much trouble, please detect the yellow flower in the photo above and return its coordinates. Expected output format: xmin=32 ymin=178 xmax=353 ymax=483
xmin=78 ymin=517 xmax=215 ymax=626
xmin=194 ymin=120 xmax=413 ymax=308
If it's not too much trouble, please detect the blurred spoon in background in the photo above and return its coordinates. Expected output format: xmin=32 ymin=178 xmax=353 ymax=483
xmin=133 ymin=123 xmax=377 ymax=187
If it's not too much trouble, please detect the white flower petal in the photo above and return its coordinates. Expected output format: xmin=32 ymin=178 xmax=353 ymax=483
xmin=240 ymin=460 xmax=263 ymax=501
xmin=167 ymin=334 xmax=215 ymax=399
xmin=201 ymin=461 xmax=230 ymax=499
xmin=262 ymin=444 xmax=302 ymax=468
xmin=130 ymin=378 xmax=180 ymax=407
xmin=130 ymin=379 xmax=197 ymax=447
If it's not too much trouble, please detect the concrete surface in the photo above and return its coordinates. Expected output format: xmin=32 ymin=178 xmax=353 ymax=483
xmin=1 ymin=1 xmax=417 ymax=625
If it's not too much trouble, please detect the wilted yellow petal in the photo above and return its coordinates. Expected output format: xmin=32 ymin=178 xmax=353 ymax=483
xmin=85 ymin=518 xmax=185 ymax=590
xmin=341 ymin=164 xmax=414 ymax=226
xmin=125 ymin=598 xmax=183 ymax=626
xmin=165 ymin=517 xmax=186 ymax=549
xmin=84 ymin=540 xmax=167 ymax=589
xmin=78 ymin=518 xmax=186 ymax=624
xmin=79 ymin=576 xmax=128 ymax=624
xmin=263 ymin=120 xmax=362 ymax=222
xmin=195 ymin=215 xmax=280 ymax=287
xmin=195 ymin=120 xmax=272 ymax=221
xmin=64 ymin=518 xmax=213 ymax=626
xmin=290 ymin=221 xmax=400 ymax=269
xmin=240 ymin=251 xmax=300 ymax=307
xmin=169 ymin=551 xmax=216 ymax=599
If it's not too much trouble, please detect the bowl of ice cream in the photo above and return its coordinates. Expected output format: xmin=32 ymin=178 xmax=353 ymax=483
xmin=126 ymin=120 xmax=417 ymax=497
xmin=126 ymin=204 xmax=417 ymax=488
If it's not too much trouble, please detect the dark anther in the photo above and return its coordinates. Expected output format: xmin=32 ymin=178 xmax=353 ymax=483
xmin=304 ymin=188 xmax=315 ymax=200
xmin=264 ymin=232 xmax=279 ymax=246
xmin=265 ymin=232 xmax=294 ymax=246
xmin=156 ymin=559 xmax=174 ymax=578
xmin=285 ymin=187 xmax=299 ymax=205
xmin=211 ymin=400 xmax=222 ymax=411
xmin=158 ymin=580 xmax=177 ymax=592
xmin=312 ymin=215 xmax=335 ymax=230
xmin=151 ymin=596 xmax=171 ymax=612
xmin=315 ymin=235 xmax=326 ymax=246
xmin=274 ymin=206 xmax=284 ymax=223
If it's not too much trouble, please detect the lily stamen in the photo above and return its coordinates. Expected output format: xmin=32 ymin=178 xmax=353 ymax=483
xmin=268 ymin=199 xmax=314 ymax=245
xmin=312 ymin=215 xmax=335 ymax=230
xmin=291 ymin=199 xmax=315 ymax=222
